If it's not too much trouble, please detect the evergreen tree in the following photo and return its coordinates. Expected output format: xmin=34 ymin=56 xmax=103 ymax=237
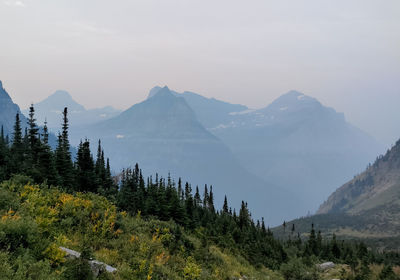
xmin=223 ymin=195 xmax=229 ymax=214
xmin=76 ymin=140 xmax=97 ymax=192
xmin=27 ymin=104 xmax=39 ymax=159
xmin=208 ymin=186 xmax=215 ymax=213
xmin=239 ymin=201 xmax=250 ymax=230
xmin=0 ymin=125 xmax=9 ymax=181
xmin=203 ymin=185 xmax=209 ymax=209
xmin=194 ymin=186 xmax=201 ymax=207
xmin=37 ymin=121 xmax=59 ymax=185
xmin=10 ymin=113 xmax=24 ymax=173
xmin=55 ymin=108 xmax=74 ymax=190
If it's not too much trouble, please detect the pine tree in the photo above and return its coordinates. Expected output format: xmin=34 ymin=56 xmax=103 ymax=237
xmin=10 ymin=113 xmax=24 ymax=173
xmin=223 ymin=195 xmax=229 ymax=214
xmin=208 ymin=186 xmax=215 ymax=213
xmin=239 ymin=201 xmax=250 ymax=230
xmin=76 ymin=140 xmax=97 ymax=192
xmin=55 ymin=108 xmax=74 ymax=190
xmin=203 ymin=185 xmax=209 ymax=209
xmin=0 ymin=125 xmax=9 ymax=181
xmin=194 ymin=186 xmax=201 ymax=207
xmin=27 ymin=104 xmax=39 ymax=158
xmin=37 ymin=121 xmax=59 ymax=185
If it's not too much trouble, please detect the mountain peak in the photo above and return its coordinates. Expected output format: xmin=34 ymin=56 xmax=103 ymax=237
xmin=51 ymin=90 xmax=73 ymax=99
xmin=147 ymin=86 xmax=173 ymax=99
xmin=0 ymin=80 xmax=12 ymax=101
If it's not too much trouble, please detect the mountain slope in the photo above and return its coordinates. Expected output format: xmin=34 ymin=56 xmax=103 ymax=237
xmin=318 ymin=138 xmax=400 ymax=218
xmin=76 ymin=86 xmax=286 ymax=224
xmin=23 ymin=90 xmax=121 ymax=129
xmin=273 ymin=139 xmax=400 ymax=248
xmin=0 ymin=81 xmax=29 ymax=136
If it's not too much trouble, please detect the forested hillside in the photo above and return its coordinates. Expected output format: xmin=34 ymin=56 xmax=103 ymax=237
xmin=274 ymin=138 xmax=400 ymax=252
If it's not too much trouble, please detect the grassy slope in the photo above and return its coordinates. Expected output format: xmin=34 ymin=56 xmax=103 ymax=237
xmin=0 ymin=176 xmax=283 ymax=280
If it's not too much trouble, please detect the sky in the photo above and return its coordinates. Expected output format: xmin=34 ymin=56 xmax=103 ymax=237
xmin=0 ymin=0 xmax=399 ymax=146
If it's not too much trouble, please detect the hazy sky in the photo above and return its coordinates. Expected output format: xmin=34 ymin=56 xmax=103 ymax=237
xmin=0 ymin=0 xmax=399 ymax=146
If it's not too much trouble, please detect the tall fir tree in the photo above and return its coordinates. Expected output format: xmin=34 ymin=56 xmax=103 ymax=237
xmin=10 ymin=113 xmax=24 ymax=173
xmin=37 ymin=121 xmax=59 ymax=186
xmin=56 ymin=107 xmax=75 ymax=190
xmin=76 ymin=140 xmax=97 ymax=192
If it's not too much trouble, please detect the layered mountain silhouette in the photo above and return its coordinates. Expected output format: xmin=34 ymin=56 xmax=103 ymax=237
xmin=23 ymin=90 xmax=121 ymax=130
xmin=148 ymin=87 xmax=383 ymax=218
xmin=2 ymin=82 xmax=385 ymax=225
xmin=208 ymin=90 xmax=383 ymax=216
xmin=74 ymin=86 xmax=285 ymax=224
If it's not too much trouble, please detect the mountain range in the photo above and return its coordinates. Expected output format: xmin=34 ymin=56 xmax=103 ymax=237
xmin=148 ymin=86 xmax=383 ymax=219
xmin=22 ymin=90 xmax=121 ymax=130
xmin=0 ymin=81 xmax=385 ymax=225
xmin=70 ymin=86 xmax=286 ymax=224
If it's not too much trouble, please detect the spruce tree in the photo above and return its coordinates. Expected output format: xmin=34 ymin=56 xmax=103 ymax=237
xmin=76 ymin=140 xmax=97 ymax=192
xmin=27 ymin=104 xmax=39 ymax=158
xmin=208 ymin=185 xmax=215 ymax=213
xmin=223 ymin=195 xmax=229 ymax=214
xmin=10 ymin=113 xmax=24 ymax=173
xmin=0 ymin=125 xmax=9 ymax=180
xmin=37 ymin=121 xmax=59 ymax=186
xmin=56 ymin=108 xmax=74 ymax=190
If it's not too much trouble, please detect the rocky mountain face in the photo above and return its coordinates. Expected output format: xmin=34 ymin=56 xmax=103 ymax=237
xmin=0 ymin=81 xmax=28 ymax=136
xmin=23 ymin=90 xmax=121 ymax=130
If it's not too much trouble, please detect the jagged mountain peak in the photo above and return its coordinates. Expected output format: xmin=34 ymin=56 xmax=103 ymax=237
xmin=0 ymin=80 xmax=12 ymax=101
xmin=147 ymin=85 xmax=173 ymax=99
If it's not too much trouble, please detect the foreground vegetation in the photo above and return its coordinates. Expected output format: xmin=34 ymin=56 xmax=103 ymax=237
xmin=0 ymin=106 xmax=399 ymax=279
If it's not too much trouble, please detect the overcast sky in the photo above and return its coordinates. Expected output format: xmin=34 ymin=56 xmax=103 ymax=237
xmin=0 ymin=0 xmax=399 ymax=146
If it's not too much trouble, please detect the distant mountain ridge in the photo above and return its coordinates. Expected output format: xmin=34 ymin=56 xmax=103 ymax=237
xmin=23 ymin=90 xmax=121 ymax=130
xmin=209 ymin=90 xmax=383 ymax=218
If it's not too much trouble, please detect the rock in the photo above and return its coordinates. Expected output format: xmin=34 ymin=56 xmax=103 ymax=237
xmin=59 ymin=246 xmax=117 ymax=276
xmin=318 ymin=261 xmax=335 ymax=270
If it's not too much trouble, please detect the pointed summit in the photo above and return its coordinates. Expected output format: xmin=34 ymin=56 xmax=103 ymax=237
xmin=147 ymin=86 xmax=162 ymax=99
xmin=0 ymin=80 xmax=12 ymax=101
xmin=38 ymin=90 xmax=85 ymax=111
xmin=151 ymin=86 xmax=173 ymax=98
